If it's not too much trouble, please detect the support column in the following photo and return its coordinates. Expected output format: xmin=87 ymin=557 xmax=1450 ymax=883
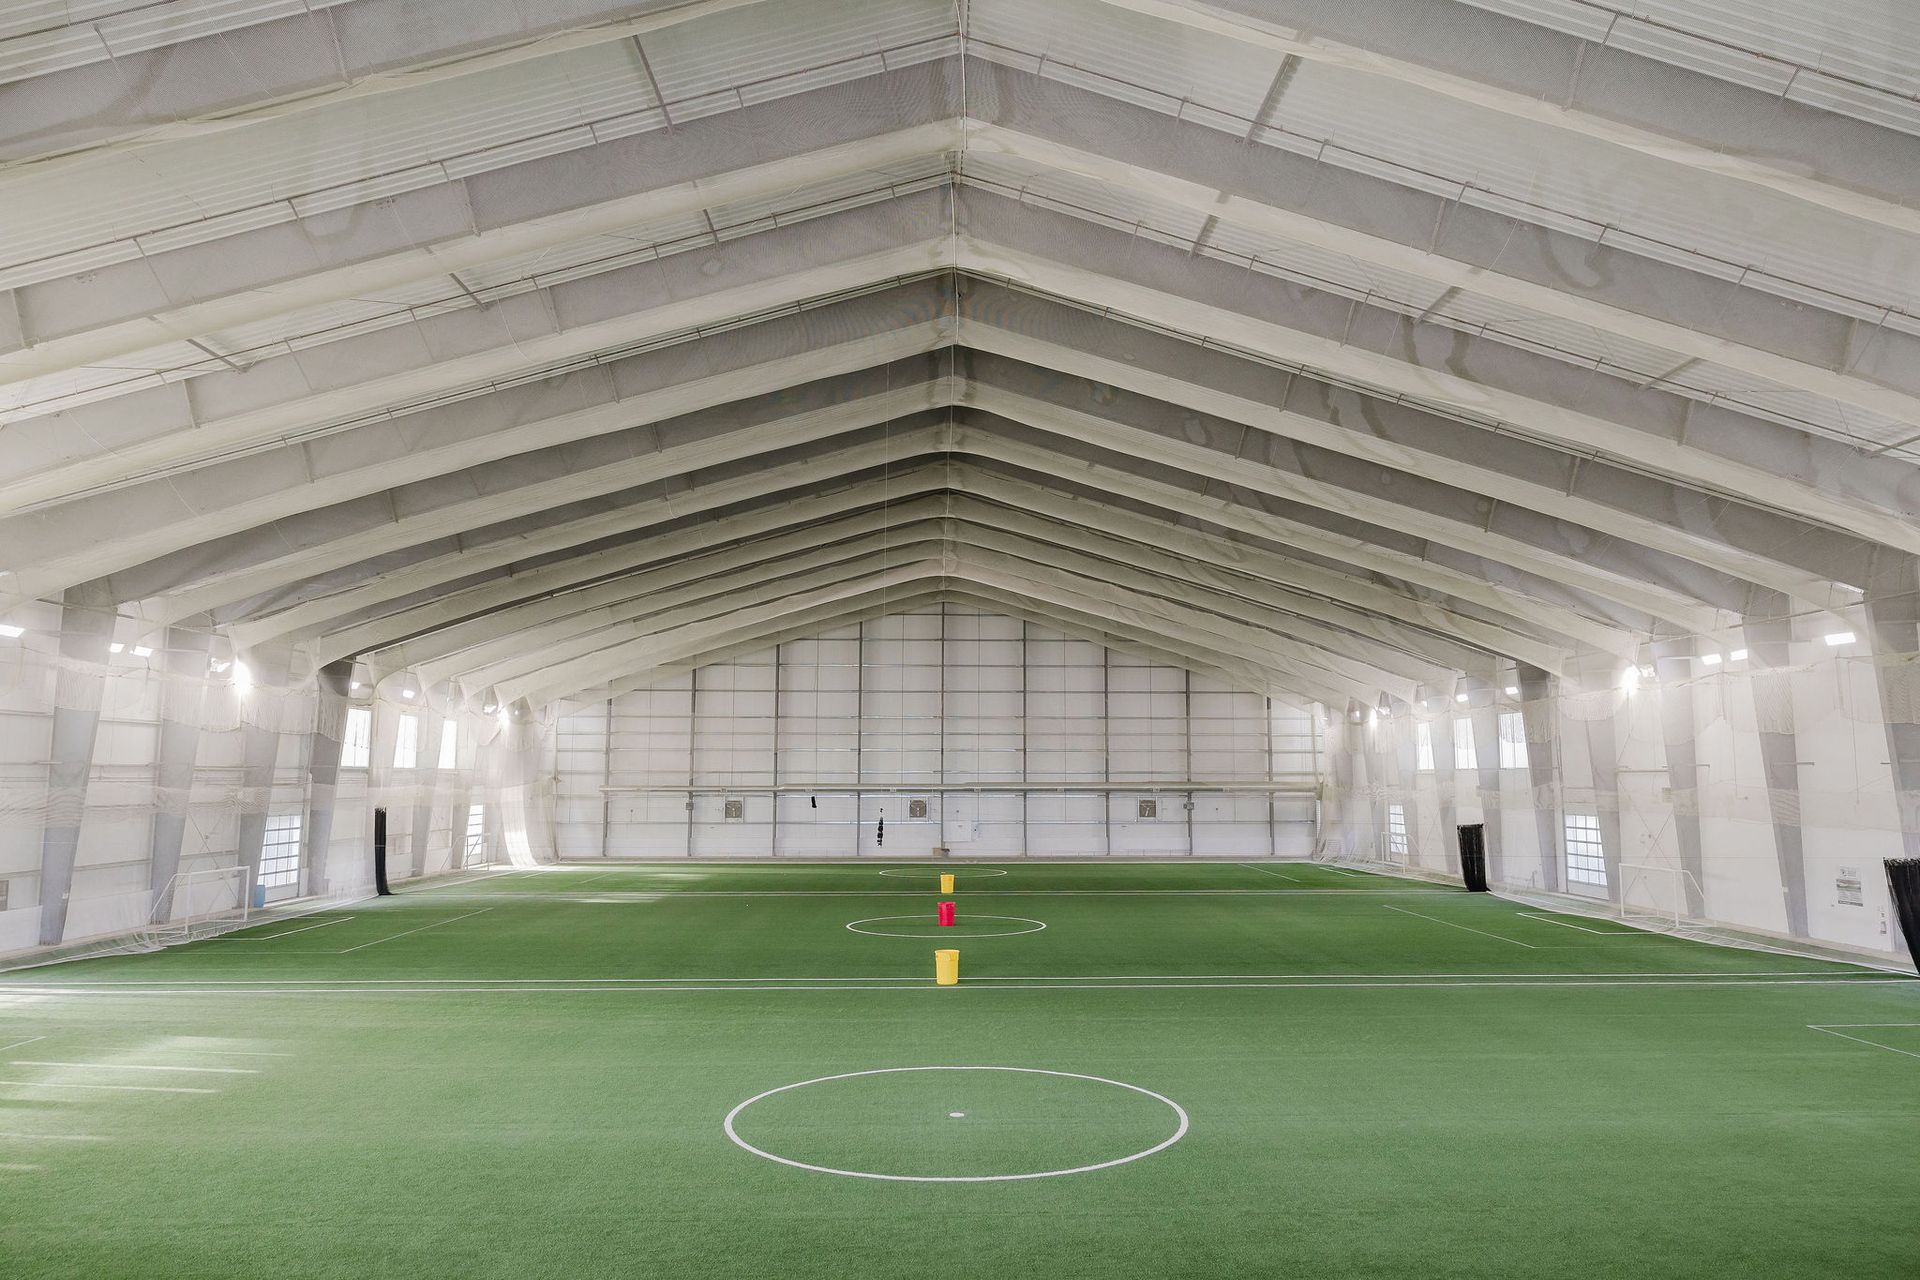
xmin=1575 ymin=655 xmax=1629 ymax=896
xmin=408 ymin=701 xmax=446 ymax=881
xmin=232 ymin=647 xmax=295 ymax=899
xmin=148 ymin=626 xmax=213 ymax=917
xmin=1431 ymin=703 xmax=1460 ymax=875
xmin=301 ymin=660 xmax=353 ymax=896
xmin=1469 ymin=698 xmax=1504 ymax=886
xmin=1651 ymin=639 xmax=1707 ymax=916
xmin=1865 ymin=551 xmax=1920 ymax=864
xmin=1744 ymin=592 xmax=1810 ymax=938
xmin=35 ymin=582 xmax=117 ymax=946
xmin=1517 ymin=664 xmax=1563 ymax=894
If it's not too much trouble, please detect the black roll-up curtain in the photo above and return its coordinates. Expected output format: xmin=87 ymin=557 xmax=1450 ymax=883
xmin=373 ymin=807 xmax=391 ymax=897
xmin=1458 ymin=824 xmax=1488 ymax=892
xmin=1887 ymin=858 xmax=1920 ymax=973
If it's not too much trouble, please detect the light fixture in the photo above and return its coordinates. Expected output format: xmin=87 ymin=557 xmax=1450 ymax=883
xmin=233 ymin=661 xmax=254 ymax=693
xmin=1618 ymin=664 xmax=1641 ymax=694
xmin=209 ymin=658 xmax=232 ymax=674
xmin=1701 ymin=653 xmax=1722 ymax=666
xmin=1824 ymin=631 xmax=1856 ymax=647
xmin=1454 ymin=693 xmax=1469 ymax=704
xmin=0 ymin=623 xmax=22 ymax=639
xmin=109 ymin=642 xmax=124 ymax=654
xmin=402 ymin=687 xmax=416 ymax=699
xmin=132 ymin=645 xmax=153 ymax=657
xmin=1729 ymin=649 xmax=1748 ymax=662
xmin=350 ymin=681 xmax=363 ymax=693
xmin=1504 ymin=686 xmax=1518 ymax=697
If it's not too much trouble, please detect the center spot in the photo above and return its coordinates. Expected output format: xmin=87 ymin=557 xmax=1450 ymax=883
xmin=949 ymin=1111 xmax=966 ymax=1118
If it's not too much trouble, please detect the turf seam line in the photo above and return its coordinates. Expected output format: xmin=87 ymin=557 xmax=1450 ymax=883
xmin=1238 ymin=862 xmax=1302 ymax=883
xmin=334 ymin=907 xmax=495 ymax=953
xmin=1805 ymin=1025 xmax=1920 ymax=1060
xmin=8 ymin=1060 xmax=258 ymax=1074
xmin=1383 ymin=904 xmax=1538 ymax=948
xmin=0 ymin=1079 xmax=219 ymax=1092
xmin=208 ymin=917 xmax=353 ymax=941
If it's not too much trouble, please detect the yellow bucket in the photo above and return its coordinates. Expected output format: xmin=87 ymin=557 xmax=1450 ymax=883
xmin=935 ymin=949 xmax=960 ymax=986
xmin=939 ymin=873 xmax=955 ymax=895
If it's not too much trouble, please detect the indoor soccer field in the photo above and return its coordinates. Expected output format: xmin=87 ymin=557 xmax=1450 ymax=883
xmin=5 ymin=861 xmax=1916 ymax=1280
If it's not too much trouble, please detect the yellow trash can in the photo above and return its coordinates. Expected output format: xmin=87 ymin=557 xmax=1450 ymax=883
xmin=940 ymin=873 xmax=955 ymax=895
xmin=935 ymin=949 xmax=960 ymax=986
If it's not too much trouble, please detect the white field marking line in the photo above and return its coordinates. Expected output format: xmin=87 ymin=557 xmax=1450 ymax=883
xmin=5 ymin=978 xmax=1912 ymax=996
xmin=394 ymin=888 xmax=1452 ymax=898
xmin=1806 ymin=1024 xmax=1920 ymax=1060
xmin=1239 ymin=862 xmax=1302 ymax=883
xmin=1384 ymin=904 xmax=1538 ymax=948
xmin=209 ymin=916 xmax=352 ymax=941
xmin=8 ymin=1061 xmax=258 ymax=1074
xmin=0 ymin=1036 xmax=45 ymax=1053
xmin=335 ymin=907 xmax=495 ymax=953
xmin=877 ymin=866 xmax=1008 ymax=878
xmin=0 ymin=1163 xmax=44 ymax=1172
xmin=723 ymin=1066 xmax=1188 ymax=1183
xmin=845 ymin=915 xmax=1047 ymax=938
xmin=1 ymin=968 xmax=1874 ymax=986
xmin=0 ymin=1079 xmax=217 ymax=1093
xmin=0 ymin=1133 xmax=105 ymax=1142
xmin=1517 ymin=912 xmax=1652 ymax=936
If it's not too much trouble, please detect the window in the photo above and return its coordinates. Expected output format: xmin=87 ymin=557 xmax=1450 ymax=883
xmin=342 ymin=707 xmax=372 ymax=768
xmin=1498 ymin=711 xmax=1530 ymax=770
xmin=1386 ymin=804 xmax=1408 ymax=858
xmin=1452 ymin=718 xmax=1477 ymax=771
xmin=1565 ymin=813 xmax=1606 ymax=886
xmin=394 ymin=714 xmax=419 ymax=769
xmin=438 ymin=721 xmax=458 ymax=771
xmin=1415 ymin=722 xmax=1435 ymax=772
xmin=259 ymin=814 xmax=302 ymax=889
xmin=464 ymin=804 xmax=487 ymax=868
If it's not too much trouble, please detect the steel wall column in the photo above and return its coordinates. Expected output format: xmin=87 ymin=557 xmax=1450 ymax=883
xmin=300 ymin=660 xmax=353 ymax=895
xmin=148 ymin=625 xmax=213 ymax=918
xmin=232 ymin=647 xmax=295 ymax=897
xmin=1742 ymin=593 xmax=1810 ymax=937
xmin=1517 ymin=664 xmax=1563 ymax=893
xmin=1651 ymin=639 xmax=1708 ymax=916
xmin=34 ymin=581 xmax=117 ymax=945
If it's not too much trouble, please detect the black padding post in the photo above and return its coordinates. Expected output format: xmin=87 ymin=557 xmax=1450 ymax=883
xmin=1887 ymin=858 xmax=1920 ymax=973
xmin=373 ymin=807 xmax=391 ymax=896
xmin=1458 ymin=824 xmax=1488 ymax=892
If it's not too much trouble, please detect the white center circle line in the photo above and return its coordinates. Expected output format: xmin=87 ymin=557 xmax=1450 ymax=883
xmin=845 ymin=915 xmax=1047 ymax=938
xmin=723 ymin=1066 xmax=1189 ymax=1182
xmin=876 ymin=867 xmax=1008 ymax=878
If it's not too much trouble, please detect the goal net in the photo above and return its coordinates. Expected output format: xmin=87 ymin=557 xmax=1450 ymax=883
xmin=142 ymin=864 xmax=253 ymax=948
xmin=1616 ymin=863 xmax=1701 ymax=930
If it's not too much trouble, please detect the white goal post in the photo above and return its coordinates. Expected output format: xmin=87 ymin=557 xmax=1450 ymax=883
xmin=144 ymin=864 xmax=253 ymax=946
xmin=1616 ymin=862 xmax=1702 ymax=930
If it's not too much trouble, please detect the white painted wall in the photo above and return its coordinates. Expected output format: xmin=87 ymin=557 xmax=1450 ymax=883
xmin=552 ymin=606 xmax=1319 ymax=859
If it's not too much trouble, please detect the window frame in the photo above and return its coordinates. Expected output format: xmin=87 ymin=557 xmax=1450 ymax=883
xmin=1385 ymin=803 xmax=1409 ymax=858
xmin=259 ymin=813 xmax=303 ymax=890
xmin=1565 ymin=812 xmax=1607 ymax=887
xmin=1452 ymin=717 xmax=1478 ymax=771
xmin=342 ymin=706 xmax=373 ymax=769
xmin=1498 ymin=711 xmax=1530 ymax=770
xmin=393 ymin=713 xmax=419 ymax=770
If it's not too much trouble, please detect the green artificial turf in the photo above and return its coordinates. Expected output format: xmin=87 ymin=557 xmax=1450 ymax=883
xmin=2 ymin=861 xmax=1916 ymax=1278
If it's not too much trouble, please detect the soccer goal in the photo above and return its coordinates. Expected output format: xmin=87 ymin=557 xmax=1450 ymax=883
xmin=1616 ymin=862 xmax=1702 ymax=930
xmin=142 ymin=864 xmax=253 ymax=948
